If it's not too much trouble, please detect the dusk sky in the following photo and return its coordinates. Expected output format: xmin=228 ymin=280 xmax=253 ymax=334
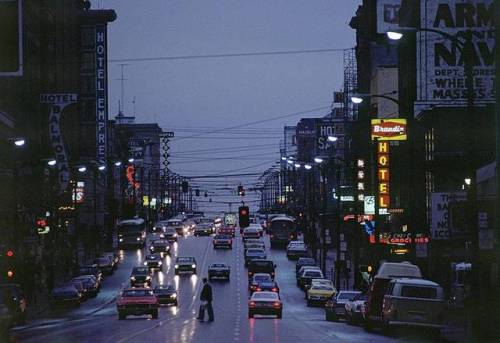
xmin=101 ymin=0 xmax=360 ymax=214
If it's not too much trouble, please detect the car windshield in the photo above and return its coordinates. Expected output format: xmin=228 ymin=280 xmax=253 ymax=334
xmin=211 ymin=264 xmax=226 ymax=268
xmin=153 ymin=240 xmax=167 ymax=245
xmin=305 ymin=271 xmax=323 ymax=278
xmin=132 ymin=268 xmax=149 ymax=274
xmin=155 ymin=285 xmax=174 ymax=292
xmin=254 ymin=275 xmax=271 ymax=282
xmin=312 ymin=284 xmax=333 ymax=291
xmin=79 ymin=267 xmax=97 ymax=274
xmin=166 ymin=221 xmax=182 ymax=226
xmin=338 ymin=292 xmax=360 ymax=300
xmin=252 ymin=292 xmax=278 ymax=300
xmin=123 ymin=289 xmax=154 ymax=297
xmin=247 ymin=249 xmax=264 ymax=254
xmin=250 ymin=261 xmax=272 ymax=268
xmin=215 ymin=235 xmax=229 ymax=239
xmin=165 ymin=228 xmax=176 ymax=233
xmin=177 ymin=257 xmax=194 ymax=263
xmin=354 ymin=294 xmax=368 ymax=301
xmin=299 ymin=258 xmax=315 ymax=265
xmin=146 ymin=255 xmax=160 ymax=260
xmin=400 ymin=286 xmax=438 ymax=299
xmin=95 ymin=258 xmax=109 ymax=264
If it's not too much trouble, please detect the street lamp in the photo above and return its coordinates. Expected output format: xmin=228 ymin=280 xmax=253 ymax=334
xmin=13 ymin=138 xmax=26 ymax=147
xmin=286 ymin=159 xmax=294 ymax=165
xmin=304 ymin=164 xmax=312 ymax=170
xmin=114 ymin=161 xmax=122 ymax=167
xmin=98 ymin=165 xmax=106 ymax=171
xmin=314 ymin=157 xmax=324 ymax=164
xmin=281 ymin=156 xmax=287 ymax=161
xmin=350 ymin=91 xmax=399 ymax=105
xmin=327 ymin=136 xmax=338 ymax=142
xmin=128 ymin=158 xmax=135 ymax=163
xmin=350 ymin=96 xmax=364 ymax=104
xmin=464 ymin=178 xmax=472 ymax=186
xmin=78 ymin=166 xmax=87 ymax=173
xmin=47 ymin=159 xmax=57 ymax=166
xmin=386 ymin=31 xmax=403 ymax=40
xmin=294 ymin=163 xmax=301 ymax=168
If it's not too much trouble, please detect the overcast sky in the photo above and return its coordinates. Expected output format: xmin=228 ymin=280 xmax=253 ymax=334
xmin=101 ymin=0 xmax=360 ymax=214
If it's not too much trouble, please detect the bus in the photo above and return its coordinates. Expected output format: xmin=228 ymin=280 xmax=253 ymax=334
xmin=117 ymin=218 xmax=146 ymax=248
xmin=268 ymin=216 xmax=297 ymax=248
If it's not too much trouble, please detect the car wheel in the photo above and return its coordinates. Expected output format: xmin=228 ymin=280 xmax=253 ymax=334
xmin=277 ymin=311 xmax=282 ymax=319
xmin=152 ymin=310 xmax=159 ymax=319
xmin=325 ymin=312 xmax=336 ymax=322
xmin=118 ymin=312 xmax=126 ymax=320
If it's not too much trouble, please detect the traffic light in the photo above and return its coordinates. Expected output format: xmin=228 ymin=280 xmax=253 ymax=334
xmin=182 ymin=181 xmax=189 ymax=193
xmin=238 ymin=206 xmax=250 ymax=228
xmin=237 ymin=185 xmax=243 ymax=196
xmin=4 ymin=249 xmax=15 ymax=279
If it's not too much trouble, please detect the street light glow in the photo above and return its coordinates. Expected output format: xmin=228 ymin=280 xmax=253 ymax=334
xmin=304 ymin=164 xmax=312 ymax=170
xmin=98 ymin=165 xmax=106 ymax=171
xmin=286 ymin=160 xmax=294 ymax=164
xmin=13 ymin=138 xmax=25 ymax=146
xmin=281 ymin=156 xmax=287 ymax=161
xmin=386 ymin=31 xmax=404 ymax=40
xmin=314 ymin=157 xmax=324 ymax=164
xmin=464 ymin=178 xmax=472 ymax=186
xmin=128 ymin=158 xmax=135 ymax=163
xmin=327 ymin=136 xmax=338 ymax=142
xmin=350 ymin=96 xmax=363 ymax=104
xmin=294 ymin=163 xmax=301 ymax=168
xmin=47 ymin=159 xmax=57 ymax=166
xmin=78 ymin=166 xmax=87 ymax=173
xmin=114 ymin=161 xmax=122 ymax=167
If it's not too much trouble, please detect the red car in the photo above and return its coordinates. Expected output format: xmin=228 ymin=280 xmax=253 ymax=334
xmin=117 ymin=288 xmax=159 ymax=320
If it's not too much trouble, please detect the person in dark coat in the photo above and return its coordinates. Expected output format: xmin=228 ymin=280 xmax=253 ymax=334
xmin=197 ymin=278 xmax=214 ymax=321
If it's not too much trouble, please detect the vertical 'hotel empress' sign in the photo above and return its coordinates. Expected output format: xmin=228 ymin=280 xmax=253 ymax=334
xmin=95 ymin=25 xmax=107 ymax=164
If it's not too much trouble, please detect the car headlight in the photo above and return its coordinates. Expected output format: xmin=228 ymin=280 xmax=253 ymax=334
xmin=144 ymin=262 xmax=148 ymax=266
xmin=119 ymin=238 xmax=123 ymax=242
xmin=146 ymin=276 xmax=151 ymax=280
xmin=158 ymin=261 xmax=163 ymax=265
xmin=175 ymin=265 xmax=179 ymax=269
xmin=173 ymin=234 xmax=177 ymax=237
xmin=136 ymin=237 xmax=141 ymax=241
xmin=171 ymin=293 xmax=177 ymax=298
xmin=150 ymin=247 xmax=155 ymax=250
xmin=191 ymin=264 xmax=196 ymax=268
xmin=131 ymin=276 xmax=136 ymax=281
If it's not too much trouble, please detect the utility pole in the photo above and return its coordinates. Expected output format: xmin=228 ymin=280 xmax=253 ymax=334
xmin=117 ymin=64 xmax=129 ymax=113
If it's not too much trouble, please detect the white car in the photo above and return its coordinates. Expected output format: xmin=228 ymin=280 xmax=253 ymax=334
xmin=248 ymin=291 xmax=282 ymax=319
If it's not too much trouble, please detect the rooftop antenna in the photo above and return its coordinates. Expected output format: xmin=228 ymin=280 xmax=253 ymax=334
xmin=116 ymin=63 xmax=129 ymax=113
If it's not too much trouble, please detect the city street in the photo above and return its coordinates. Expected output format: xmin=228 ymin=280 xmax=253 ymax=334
xmin=10 ymin=232 xmax=442 ymax=343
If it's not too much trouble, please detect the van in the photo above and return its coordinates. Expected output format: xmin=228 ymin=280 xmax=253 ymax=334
xmin=363 ymin=262 xmax=422 ymax=331
xmin=382 ymin=278 xmax=445 ymax=334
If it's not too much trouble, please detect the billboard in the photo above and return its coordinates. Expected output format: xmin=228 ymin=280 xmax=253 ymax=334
xmin=416 ymin=0 xmax=495 ymax=110
xmin=371 ymin=119 xmax=407 ymax=140
xmin=431 ymin=192 xmax=466 ymax=240
xmin=376 ymin=0 xmax=401 ymax=33
xmin=0 ymin=0 xmax=23 ymax=76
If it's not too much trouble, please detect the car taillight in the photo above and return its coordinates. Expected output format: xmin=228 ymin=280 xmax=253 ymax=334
xmin=249 ymin=301 xmax=256 ymax=308
xmin=270 ymin=234 xmax=274 ymax=238
xmin=256 ymin=288 xmax=262 ymax=292
xmin=273 ymin=302 xmax=281 ymax=307
xmin=271 ymin=287 xmax=278 ymax=292
xmin=271 ymin=272 xmax=275 ymax=276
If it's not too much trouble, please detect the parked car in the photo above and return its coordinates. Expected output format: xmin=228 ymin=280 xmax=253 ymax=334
xmin=102 ymin=251 xmax=120 ymax=270
xmin=94 ymin=257 xmax=114 ymax=275
xmin=296 ymin=257 xmax=316 ymax=273
xmin=76 ymin=264 xmax=103 ymax=286
xmin=71 ymin=275 xmax=99 ymax=297
xmin=297 ymin=269 xmax=324 ymax=290
xmin=50 ymin=285 xmax=82 ymax=307
xmin=381 ymin=278 xmax=445 ymax=335
xmin=325 ymin=291 xmax=362 ymax=322
xmin=345 ymin=293 xmax=367 ymax=324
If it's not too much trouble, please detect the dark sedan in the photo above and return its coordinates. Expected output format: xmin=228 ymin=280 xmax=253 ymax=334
xmin=244 ymin=248 xmax=267 ymax=267
xmin=325 ymin=290 xmax=361 ymax=322
xmin=154 ymin=285 xmax=178 ymax=306
xmin=208 ymin=263 xmax=230 ymax=280
xmin=144 ymin=254 xmax=163 ymax=271
xmin=50 ymin=285 xmax=82 ymax=307
xmin=130 ymin=267 xmax=152 ymax=287
xmin=149 ymin=240 xmax=170 ymax=255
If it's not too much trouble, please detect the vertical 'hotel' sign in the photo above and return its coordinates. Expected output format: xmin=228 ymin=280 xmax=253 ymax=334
xmin=377 ymin=141 xmax=390 ymax=213
xmin=95 ymin=25 xmax=107 ymax=164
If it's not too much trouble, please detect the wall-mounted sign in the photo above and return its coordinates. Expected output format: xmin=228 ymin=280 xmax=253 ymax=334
xmin=377 ymin=141 xmax=390 ymax=210
xmin=41 ymin=93 xmax=78 ymax=194
xmin=416 ymin=0 xmax=495 ymax=110
xmin=431 ymin=192 xmax=466 ymax=239
xmin=95 ymin=25 xmax=108 ymax=164
xmin=376 ymin=0 xmax=401 ymax=34
xmin=371 ymin=119 xmax=407 ymax=141
xmin=379 ymin=232 xmax=430 ymax=245
xmin=340 ymin=195 xmax=355 ymax=202
xmin=364 ymin=195 xmax=375 ymax=215
xmin=72 ymin=181 xmax=85 ymax=204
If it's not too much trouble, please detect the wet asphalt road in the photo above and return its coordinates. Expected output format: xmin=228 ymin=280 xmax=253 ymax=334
xmin=9 ymin=231 xmax=443 ymax=343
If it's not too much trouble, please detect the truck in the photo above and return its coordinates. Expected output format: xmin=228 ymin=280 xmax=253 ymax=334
xmin=362 ymin=261 xmax=422 ymax=331
xmin=268 ymin=216 xmax=297 ymax=248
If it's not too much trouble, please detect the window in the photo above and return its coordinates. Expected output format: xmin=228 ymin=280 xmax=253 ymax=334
xmin=81 ymin=27 xmax=95 ymax=48
xmin=81 ymin=52 xmax=95 ymax=73
xmin=400 ymin=286 xmax=437 ymax=299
